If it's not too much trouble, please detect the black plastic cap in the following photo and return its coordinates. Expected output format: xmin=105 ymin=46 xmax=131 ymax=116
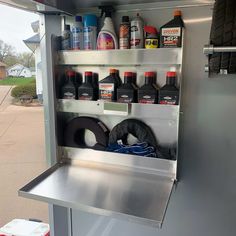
xmin=122 ymin=16 xmax=130 ymax=22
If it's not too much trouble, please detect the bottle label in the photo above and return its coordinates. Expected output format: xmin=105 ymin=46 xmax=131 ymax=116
xmin=118 ymin=94 xmax=133 ymax=103
xmin=130 ymin=23 xmax=143 ymax=49
xmin=99 ymin=83 xmax=115 ymax=101
xmin=161 ymin=27 xmax=182 ymax=47
xmin=145 ymin=39 xmax=158 ymax=49
xmin=159 ymin=95 xmax=179 ymax=105
xmin=72 ymin=27 xmax=83 ymax=50
xmin=78 ymin=93 xmax=93 ymax=100
xmin=63 ymin=91 xmax=76 ymax=99
xmin=97 ymin=33 xmax=115 ymax=50
xmin=119 ymin=25 xmax=130 ymax=49
xmin=84 ymin=27 xmax=96 ymax=50
xmin=138 ymin=95 xmax=156 ymax=104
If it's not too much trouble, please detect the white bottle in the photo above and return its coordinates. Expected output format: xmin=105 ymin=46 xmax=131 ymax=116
xmin=97 ymin=7 xmax=118 ymax=50
xmin=72 ymin=15 xmax=83 ymax=50
xmin=130 ymin=13 xmax=144 ymax=49
xmin=83 ymin=14 xmax=97 ymax=50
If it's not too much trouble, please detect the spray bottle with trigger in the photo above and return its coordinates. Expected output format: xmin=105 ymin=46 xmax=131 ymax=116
xmin=97 ymin=5 xmax=118 ymax=50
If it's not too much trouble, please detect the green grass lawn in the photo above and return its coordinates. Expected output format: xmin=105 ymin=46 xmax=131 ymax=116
xmin=0 ymin=77 xmax=36 ymax=86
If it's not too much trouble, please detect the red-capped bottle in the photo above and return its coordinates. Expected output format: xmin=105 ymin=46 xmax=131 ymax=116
xmin=61 ymin=70 xmax=77 ymax=99
xmin=78 ymin=71 xmax=96 ymax=100
xmin=99 ymin=68 xmax=121 ymax=102
xmin=117 ymin=72 xmax=137 ymax=103
xmin=158 ymin=71 xmax=179 ymax=105
xmin=138 ymin=72 xmax=158 ymax=104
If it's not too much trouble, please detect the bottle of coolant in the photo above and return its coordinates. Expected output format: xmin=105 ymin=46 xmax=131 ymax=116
xmin=72 ymin=15 xmax=83 ymax=50
xmin=97 ymin=6 xmax=118 ymax=50
xmin=83 ymin=14 xmax=97 ymax=50
xmin=99 ymin=69 xmax=121 ymax=102
xmin=160 ymin=10 xmax=184 ymax=48
xmin=130 ymin=13 xmax=144 ymax=49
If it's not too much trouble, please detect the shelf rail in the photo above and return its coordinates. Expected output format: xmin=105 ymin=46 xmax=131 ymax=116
xmin=203 ymin=44 xmax=236 ymax=55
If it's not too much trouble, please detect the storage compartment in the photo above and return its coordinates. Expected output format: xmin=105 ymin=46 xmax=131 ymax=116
xmin=19 ymin=3 xmax=185 ymax=229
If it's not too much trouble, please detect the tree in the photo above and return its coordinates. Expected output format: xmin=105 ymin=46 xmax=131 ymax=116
xmin=18 ymin=52 xmax=35 ymax=68
xmin=0 ymin=40 xmax=15 ymax=62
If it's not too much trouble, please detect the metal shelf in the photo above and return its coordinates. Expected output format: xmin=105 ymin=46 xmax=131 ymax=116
xmin=57 ymin=48 xmax=183 ymax=66
xmin=19 ymin=147 xmax=176 ymax=228
xmin=57 ymin=99 xmax=179 ymax=120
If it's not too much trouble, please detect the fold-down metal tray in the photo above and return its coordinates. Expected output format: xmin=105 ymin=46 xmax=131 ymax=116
xmin=19 ymin=147 xmax=176 ymax=228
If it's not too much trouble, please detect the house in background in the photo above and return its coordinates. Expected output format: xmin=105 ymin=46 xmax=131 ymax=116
xmin=7 ymin=63 xmax=34 ymax=78
xmin=0 ymin=62 xmax=7 ymax=80
xmin=23 ymin=20 xmax=42 ymax=101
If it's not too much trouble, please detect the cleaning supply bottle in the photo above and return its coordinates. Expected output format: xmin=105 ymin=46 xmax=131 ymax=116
xmin=83 ymin=14 xmax=97 ymax=50
xmin=138 ymin=72 xmax=158 ymax=104
xmin=62 ymin=24 xmax=72 ymax=50
xmin=158 ymin=71 xmax=179 ymax=105
xmin=99 ymin=69 xmax=120 ymax=101
xmin=160 ymin=10 xmax=184 ymax=48
xmin=78 ymin=71 xmax=96 ymax=101
xmin=97 ymin=6 xmax=118 ymax=50
xmin=130 ymin=13 xmax=144 ymax=49
xmin=61 ymin=70 xmax=77 ymax=99
xmin=72 ymin=15 xmax=83 ymax=50
xmin=119 ymin=16 xmax=130 ymax=49
xmin=117 ymin=72 xmax=137 ymax=103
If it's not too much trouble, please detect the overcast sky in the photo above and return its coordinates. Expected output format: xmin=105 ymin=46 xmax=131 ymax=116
xmin=0 ymin=4 xmax=39 ymax=53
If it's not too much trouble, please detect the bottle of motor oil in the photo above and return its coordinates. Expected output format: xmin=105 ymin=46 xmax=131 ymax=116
xmin=138 ymin=72 xmax=158 ymax=104
xmin=158 ymin=71 xmax=179 ymax=105
xmin=99 ymin=69 xmax=121 ymax=102
xmin=72 ymin=15 xmax=84 ymax=50
xmin=160 ymin=10 xmax=184 ymax=48
xmin=61 ymin=70 xmax=77 ymax=99
xmin=78 ymin=71 xmax=96 ymax=101
xmin=119 ymin=16 xmax=130 ymax=49
xmin=130 ymin=13 xmax=144 ymax=49
xmin=117 ymin=72 xmax=137 ymax=103
xmin=62 ymin=25 xmax=72 ymax=50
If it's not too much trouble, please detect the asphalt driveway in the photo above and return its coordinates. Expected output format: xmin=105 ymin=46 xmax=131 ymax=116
xmin=0 ymin=86 xmax=48 ymax=226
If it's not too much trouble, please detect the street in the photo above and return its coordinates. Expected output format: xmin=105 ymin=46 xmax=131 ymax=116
xmin=0 ymin=86 xmax=48 ymax=226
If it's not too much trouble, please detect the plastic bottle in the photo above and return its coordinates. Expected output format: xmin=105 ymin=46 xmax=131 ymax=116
xmin=84 ymin=14 xmax=97 ymax=50
xmin=72 ymin=15 xmax=84 ymax=50
xmin=97 ymin=6 xmax=118 ymax=50
xmin=158 ymin=71 xmax=179 ymax=105
xmin=62 ymin=25 xmax=72 ymax=50
xmin=119 ymin=16 xmax=130 ymax=49
xmin=61 ymin=70 xmax=77 ymax=99
xmin=130 ymin=13 xmax=144 ymax=49
xmin=117 ymin=72 xmax=137 ymax=103
xmin=138 ymin=72 xmax=158 ymax=104
xmin=99 ymin=69 xmax=120 ymax=102
xmin=160 ymin=10 xmax=184 ymax=48
xmin=78 ymin=72 xmax=96 ymax=101
xmin=144 ymin=26 xmax=159 ymax=49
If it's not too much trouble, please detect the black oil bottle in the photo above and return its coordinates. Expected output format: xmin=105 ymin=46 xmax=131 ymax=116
xmin=160 ymin=10 xmax=184 ymax=48
xmin=99 ymin=69 xmax=121 ymax=102
xmin=138 ymin=72 xmax=158 ymax=104
xmin=159 ymin=71 xmax=179 ymax=105
xmin=61 ymin=70 xmax=77 ymax=99
xmin=117 ymin=72 xmax=137 ymax=103
xmin=78 ymin=71 xmax=96 ymax=100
